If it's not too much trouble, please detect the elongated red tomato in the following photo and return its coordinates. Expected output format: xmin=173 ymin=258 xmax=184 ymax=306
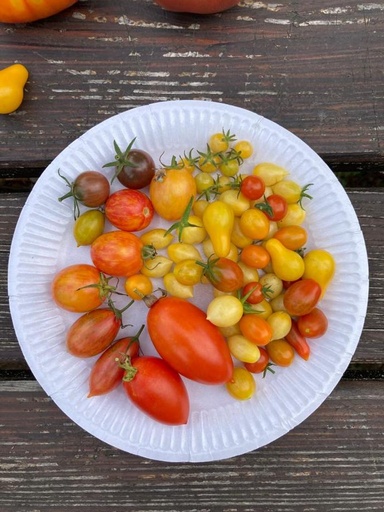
xmin=285 ymin=320 xmax=311 ymax=360
xmin=122 ymin=356 xmax=190 ymax=425
xmin=0 ymin=0 xmax=77 ymax=23
xmin=146 ymin=296 xmax=233 ymax=384
xmin=283 ymin=278 xmax=322 ymax=316
xmin=88 ymin=336 xmax=140 ymax=397
xmin=66 ymin=309 xmax=121 ymax=358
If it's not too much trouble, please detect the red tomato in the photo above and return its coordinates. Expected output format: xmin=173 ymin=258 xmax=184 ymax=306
xmin=0 ymin=0 xmax=77 ymax=23
xmin=257 ymin=194 xmax=288 ymax=221
xmin=91 ymin=231 xmax=154 ymax=277
xmin=51 ymin=264 xmax=104 ymax=313
xmin=239 ymin=314 xmax=273 ymax=346
xmin=199 ymin=257 xmax=244 ymax=293
xmin=88 ymin=335 xmax=140 ymax=397
xmin=242 ymin=282 xmax=266 ymax=304
xmin=105 ymin=189 xmax=154 ymax=232
xmin=122 ymin=356 xmax=190 ymax=426
xmin=285 ymin=320 xmax=311 ymax=360
xmin=153 ymin=0 xmax=239 ymax=14
xmin=66 ymin=309 xmax=121 ymax=358
xmin=244 ymin=347 xmax=272 ymax=375
xmin=240 ymin=175 xmax=265 ymax=200
xmin=283 ymin=278 xmax=322 ymax=316
xmin=297 ymin=308 xmax=328 ymax=338
xmin=146 ymin=296 xmax=233 ymax=384
xmin=266 ymin=339 xmax=295 ymax=367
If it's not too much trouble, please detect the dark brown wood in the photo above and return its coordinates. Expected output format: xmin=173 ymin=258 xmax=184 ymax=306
xmin=1 ymin=379 xmax=383 ymax=511
xmin=1 ymin=0 xmax=383 ymax=169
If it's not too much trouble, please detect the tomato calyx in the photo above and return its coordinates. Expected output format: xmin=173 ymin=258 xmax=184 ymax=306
xmin=76 ymin=272 xmax=121 ymax=302
xmin=119 ymin=354 xmax=138 ymax=382
xmin=164 ymin=196 xmax=198 ymax=241
xmin=142 ymin=288 xmax=168 ymax=309
xmin=103 ymin=138 xmax=137 ymax=183
xmin=254 ymin=196 xmax=274 ymax=217
xmin=106 ymin=296 xmax=135 ymax=328
xmin=141 ymin=243 xmax=158 ymax=261
xmin=298 ymin=183 xmax=313 ymax=209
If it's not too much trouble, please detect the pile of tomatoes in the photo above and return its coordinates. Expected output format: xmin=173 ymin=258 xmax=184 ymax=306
xmin=51 ymin=129 xmax=336 ymax=426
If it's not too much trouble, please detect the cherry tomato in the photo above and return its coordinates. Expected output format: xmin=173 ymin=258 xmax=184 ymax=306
xmin=0 ymin=0 xmax=77 ymax=23
xmin=58 ymin=170 xmax=110 ymax=219
xmin=66 ymin=308 xmax=121 ymax=358
xmin=52 ymin=264 xmax=105 ymax=313
xmin=140 ymin=228 xmax=173 ymax=250
xmin=149 ymin=168 xmax=196 ymax=221
xmin=226 ymin=367 xmax=256 ymax=400
xmin=154 ymin=0 xmax=239 ymax=14
xmin=173 ymin=259 xmax=204 ymax=286
xmin=273 ymin=225 xmax=308 ymax=250
xmin=240 ymin=244 xmax=270 ymax=269
xmin=91 ymin=231 xmax=155 ymax=277
xmin=122 ymin=356 xmax=190 ymax=425
xmin=103 ymin=139 xmax=155 ymax=189
xmin=266 ymin=339 xmax=295 ymax=367
xmin=141 ymin=255 xmax=173 ymax=278
xmin=124 ymin=274 xmax=153 ymax=300
xmin=239 ymin=208 xmax=270 ymax=240
xmin=198 ymin=257 xmax=244 ymax=293
xmin=283 ymin=278 xmax=322 ymax=316
xmin=257 ymin=194 xmax=288 ymax=222
xmin=267 ymin=311 xmax=292 ymax=341
xmin=240 ymin=175 xmax=265 ymax=200
xmin=146 ymin=296 xmax=233 ymax=385
xmin=252 ymin=163 xmax=289 ymax=186
xmin=206 ymin=295 xmax=244 ymax=328
xmin=285 ymin=320 xmax=311 ymax=360
xmin=242 ymin=281 xmax=266 ymax=304
xmin=297 ymin=307 xmax=328 ymax=338
xmin=105 ymin=189 xmax=154 ymax=232
xmin=227 ymin=334 xmax=260 ymax=363
xmin=73 ymin=209 xmax=105 ymax=246
xmin=167 ymin=242 xmax=201 ymax=263
xmin=239 ymin=314 xmax=273 ymax=346
xmin=244 ymin=347 xmax=272 ymax=375
xmin=234 ymin=140 xmax=253 ymax=159
xmin=88 ymin=334 xmax=141 ymax=397
xmin=163 ymin=273 xmax=194 ymax=299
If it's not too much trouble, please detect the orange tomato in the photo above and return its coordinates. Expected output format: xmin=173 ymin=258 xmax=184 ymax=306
xmin=0 ymin=0 xmax=77 ymax=23
xmin=149 ymin=168 xmax=196 ymax=221
xmin=240 ymin=244 xmax=271 ymax=269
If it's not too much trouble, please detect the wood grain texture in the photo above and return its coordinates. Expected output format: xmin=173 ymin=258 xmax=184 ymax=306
xmin=1 ymin=0 xmax=383 ymax=169
xmin=0 ymin=379 xmax=383 ymax=511
xmin=1 ymin=188 xmax=383 ymax=371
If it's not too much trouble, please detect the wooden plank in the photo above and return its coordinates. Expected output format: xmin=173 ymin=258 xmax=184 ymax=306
xmin=1 ymin=188 xmax=383 ymax=370
xmin=1 ymin=0 xmax=383 ymax=168
xmin=0 ymin=379 xmax=383 ymax=511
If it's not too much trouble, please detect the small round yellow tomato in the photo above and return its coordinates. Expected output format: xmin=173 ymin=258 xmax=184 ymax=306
xmin=227 ymin=334 xmax=260 ymax=363
xmin=303 ymin=249 xmax=336 ymax=298
xmin=234 ymin=140 xmax=253 ymax=159
xmin=267 ymin=311 xmax=292 ymax=340
xmin=167 ymin=242 xmax=201 ymax=263
xmin=124 ymin=274 xmax=153 ymax=300
xmin=206 ymin=295 xmax=244 ymax=327
xmin=209 ymin=131 xmax=231 ymax=153
xmin=219 ymin=159 xmax=240 ymax=177
xmin=216 ymin=175 xmax=232 ymax=193
xmin=163 ymin=273 xmax=194 ymax=299
xmin=180 ymin=215 xmax=207 ymax=244
xmin=252 ymin=162 xmax=289 ymax=186
xmin=219 ymin=189 xmax=250 ymax=216
xmin=231 ymin=218 xmax=253 ymax=249
xmin=226 ymin=367 xmax=256 ymax=400
xmin=198 ymin=153 xmax=221 ymax=173
xmin=277 ymin=203 xmax=306 ymax=227
xmin=141 ymin=255 xmax=173 ymax=278
xmin=193 ymin=199 xmax=209 ymax=217
xmin=219 ymin=323 xmax=241 ymax=338
xmin=140 ymin=228 xmax=173 ymax=250
xmin=259 ymin=272 xmax=283 ymax=299
xmin=272 ymin=179 xmax=303 ymax=203
xmin=195 ymin=172 xmax=215 ymax=194
xmin=173 ymin=259 xmax=203 ymax=286
xmin=239 ymin=208 xmax=270 ymax=240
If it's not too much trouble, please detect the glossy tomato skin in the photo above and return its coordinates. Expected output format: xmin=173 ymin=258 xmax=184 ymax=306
xmin=283 ymin=278 xmax=322 ymax=316
xmin=52 ymin=263 xmax=104 ymax=312
xmin=117 ymin=149 xmax=155 ymax=189
xmin=297 ymin=307 xmax=328 ymax=338
xmin=147 ymin=296 xmax=234 ymax=384
xmin=202 ymin=257 xmax=244 ymax=293
xmin=122 ymin=356 xmax=190 ymax=425
xmin=105 ymin=189 xmax=154 ymax=232
xmin=0 ymin=0 xmax=77 ymax=23
xmin=72 ymin=171 xmax=110 ymax=208
xmin=285 ymin=320 xmax=311 ymax=360
xmin=154 ymin=0 xmax=239 ymax=14
xmin=66 ymin=309 xmax=121 ymax=358
xmin=91 ymin=231 xmax=145 ymax=277
xmin=88 ymin=336 xmax=140 ymax=397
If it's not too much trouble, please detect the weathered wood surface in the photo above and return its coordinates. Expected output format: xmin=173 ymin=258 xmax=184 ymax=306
xmin=1 ymin=379 xmax=383 ymax=511
xmin=0 ymin=0 xmax=383 ymax=172
xmin=1 ymin=1 xmax=384 ymax=509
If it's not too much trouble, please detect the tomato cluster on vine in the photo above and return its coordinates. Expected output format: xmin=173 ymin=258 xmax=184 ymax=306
xmin=53 ymin=129 xmax=336 ymax=424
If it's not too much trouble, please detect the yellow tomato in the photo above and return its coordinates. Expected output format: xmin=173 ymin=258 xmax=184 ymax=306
xmin=267 ymin=311 xmax=292 ymax=340
xmin=141 ymin=255 xmax=173 ymax=278
xmin=219 ymin=189 xmax=250 ymax=216
xmin=0 ymin=63 xmax=29 ymax=114
xmin=124 ymin=274 xmax=153 ymax=300
xmin=276 ymin=203 xmax=306 ymax=227
xmin=202 ymin=200 xmax=234 ymax=258
xmin=227 ymin=335 xmax=260 ymax=363
xmin=173 ymin=259 xmax=203 ymax=286
xmin=231 ymin=218 xmax=253 ymax=249
xmin=303 ymin=249 xmax=336 ymax=298
xmin=252 ymin=162 xmax=289 ymax=186
xmin=180 ymin=215 xmax=207 ymax=244
xmin=167 ymin=242 xmax=201 ymax=263
xmin=206 ymin=295 xmax=244 ymax=327
xmin=163 ymin=273 xmax=194 ymax=299
xmin=239 ymin=208 xmax=270 ymax=240
xmin=226 ymin=367 xmax=256 ymax=400
xmin=202 ymin=238 xmax=239 ymax=262
xmin=140 ymin=228 xmax=173 ymax=250
xmin=234 ymin=140 xmax=253 ymax=159
xmin=265 ymin=238 xmax=305 ymax=282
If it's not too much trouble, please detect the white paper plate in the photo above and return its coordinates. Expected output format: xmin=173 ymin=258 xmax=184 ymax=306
xmin=8 ymin=100 xmax=369 ymax=462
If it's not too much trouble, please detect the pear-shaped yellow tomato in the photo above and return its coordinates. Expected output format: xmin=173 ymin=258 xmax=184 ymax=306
xmin=252 ymin=162 xmax=289 ymax=186
xmin=0 ymin=64 xmax=28 ymax=114
xmin=149 ymin=168 xmax=196 ymax=221
xmin=303 ymin=249 xmax=336 ymax=298
xmin=265 ymin=238 xmax=305 ymax=282
xmin=202 ymin=200 xmax=234 ymax=258
xmin=0 ymin=0 xmax=77 ymax=23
